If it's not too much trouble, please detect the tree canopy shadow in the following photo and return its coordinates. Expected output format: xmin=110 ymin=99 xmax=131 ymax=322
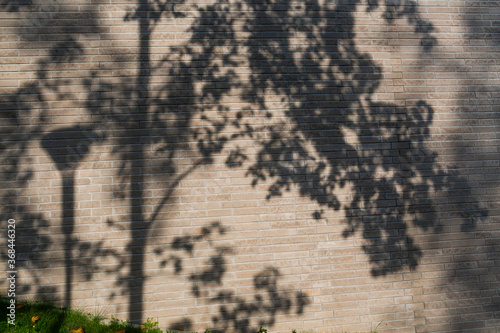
xmin=229 ymin=0 xmax=486 ymax=277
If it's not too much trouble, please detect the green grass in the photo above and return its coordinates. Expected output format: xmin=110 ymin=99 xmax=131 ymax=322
xmin=0 ymin=297 xmax=163 ymax=333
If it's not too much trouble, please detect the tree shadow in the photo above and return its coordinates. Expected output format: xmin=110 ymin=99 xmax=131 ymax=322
xmin=232 ymin=0 xmax=487 ymax=278
xmin=154 ymin=222 xmax=310 ymax=332
xmin=0 ymin=0 xmax=491 ymax=331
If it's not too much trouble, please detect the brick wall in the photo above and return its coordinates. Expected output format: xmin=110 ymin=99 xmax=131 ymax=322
xmin=1 ymin=0 xmax=499 ymax=332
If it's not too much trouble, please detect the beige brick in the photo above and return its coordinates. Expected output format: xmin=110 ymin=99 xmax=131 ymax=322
xmin=1 ymin=1 xmax=499 ymax=332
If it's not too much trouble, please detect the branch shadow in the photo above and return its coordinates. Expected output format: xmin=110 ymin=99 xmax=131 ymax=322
xmin=156 ymin=222 xmax=310 ymax=332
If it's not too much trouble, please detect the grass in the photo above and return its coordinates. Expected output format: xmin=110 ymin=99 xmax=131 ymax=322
xmin=0 ymin=297 xmax=164 ymax=333
xmin=0 ymin=297 xmax=381 ymax=333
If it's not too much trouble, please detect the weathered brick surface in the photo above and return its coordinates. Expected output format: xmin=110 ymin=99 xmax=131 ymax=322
xmin=1 ymin=0 xmax=499 ymax=332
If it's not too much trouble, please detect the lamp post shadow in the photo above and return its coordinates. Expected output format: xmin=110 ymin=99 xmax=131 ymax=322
xmin=41 ymin=125 xmax=98 ymax=307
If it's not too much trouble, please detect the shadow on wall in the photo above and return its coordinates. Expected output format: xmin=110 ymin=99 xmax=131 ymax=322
xmin=154 ymin=223 xmax=309 ymax=333
xmin=437 ymin=2 xmax=500 ymax=330
xmin=0 ymin=0 xmax=31 ymax=12
xmin=237 ymin=0 xmax=486 ymax=277
xmin=41 ymin=126 xmax=103 ymax=307
xmin=0 ymin=0 xmax=489 ymax=330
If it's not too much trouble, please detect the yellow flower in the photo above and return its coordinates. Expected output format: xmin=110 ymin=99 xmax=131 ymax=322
xmin=70 ymin=328 xmax=84 ymax=333
xmin=31 ymin=316 xmax=40 ymax=323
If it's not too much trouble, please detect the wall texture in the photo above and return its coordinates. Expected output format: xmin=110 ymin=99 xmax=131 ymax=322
xmin=1 ymin=0 xmax=499 ymax=332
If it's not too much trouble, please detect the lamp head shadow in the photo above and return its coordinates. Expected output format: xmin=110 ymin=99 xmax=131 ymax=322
xmin=41 ymin=125 xmax=100 ymax=172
